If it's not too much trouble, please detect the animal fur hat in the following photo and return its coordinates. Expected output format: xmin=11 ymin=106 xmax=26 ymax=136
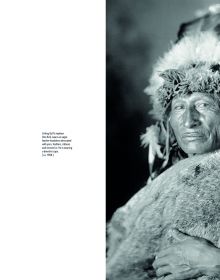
xmin=145 ymin=31 xmax=220 ymax=120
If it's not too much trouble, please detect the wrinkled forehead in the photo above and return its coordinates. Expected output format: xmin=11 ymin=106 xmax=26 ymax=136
xmin=171 ymin=92 xmax=216 ymax=103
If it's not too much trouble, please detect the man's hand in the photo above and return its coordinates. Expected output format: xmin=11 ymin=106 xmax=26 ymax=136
xmin=152 ymin=229 xmax=220 ymax=280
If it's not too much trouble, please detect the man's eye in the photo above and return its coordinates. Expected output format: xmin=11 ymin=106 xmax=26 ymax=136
xmin=173 ymin=105 xmax=184 ymax=111
xmin=196 ymin=102 xmax=209 ymax=109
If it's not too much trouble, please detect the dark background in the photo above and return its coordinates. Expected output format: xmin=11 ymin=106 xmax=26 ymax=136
xmin=106 ymin=0 xmax=219 ymax=221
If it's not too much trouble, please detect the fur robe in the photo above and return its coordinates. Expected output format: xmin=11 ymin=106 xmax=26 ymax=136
xmin=107 ymin=151 xmax=220 ymax=280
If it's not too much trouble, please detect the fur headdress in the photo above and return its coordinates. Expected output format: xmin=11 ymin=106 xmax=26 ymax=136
xmin=145 ymin=31 xmax=220 ymax=120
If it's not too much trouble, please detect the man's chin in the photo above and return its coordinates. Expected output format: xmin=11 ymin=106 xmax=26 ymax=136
xmin=179 ymin=142 xmax=213 ymax=155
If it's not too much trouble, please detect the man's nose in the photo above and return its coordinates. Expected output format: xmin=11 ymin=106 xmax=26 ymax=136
xmin=183 ymin=107 xmax=201 ymax=128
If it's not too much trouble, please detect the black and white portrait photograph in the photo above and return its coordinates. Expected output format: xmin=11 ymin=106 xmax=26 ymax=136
xmin=107 ymin=1 xmax=220 ymax=279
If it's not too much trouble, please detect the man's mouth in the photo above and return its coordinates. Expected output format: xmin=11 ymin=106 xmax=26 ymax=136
xmin=181 ymin=132 xmax=204 ymax=141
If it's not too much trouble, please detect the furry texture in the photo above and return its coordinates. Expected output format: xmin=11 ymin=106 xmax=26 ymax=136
xmin=107 ymin=150 xmax=220 ymax=280
xmin=145 ymin=32 xmax=220 ymax=120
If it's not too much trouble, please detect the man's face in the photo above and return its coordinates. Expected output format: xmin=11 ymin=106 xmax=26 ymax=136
xmin=170 ymin=92 xmax=220 ymax=156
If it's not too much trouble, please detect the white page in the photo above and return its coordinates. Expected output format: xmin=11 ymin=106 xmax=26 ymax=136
xmin=0 ymin=1 xmax=105 ymax=279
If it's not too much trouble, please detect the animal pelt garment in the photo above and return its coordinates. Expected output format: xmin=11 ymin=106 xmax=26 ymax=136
xmin=107 ymin=150 xmax=220 ymax=280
